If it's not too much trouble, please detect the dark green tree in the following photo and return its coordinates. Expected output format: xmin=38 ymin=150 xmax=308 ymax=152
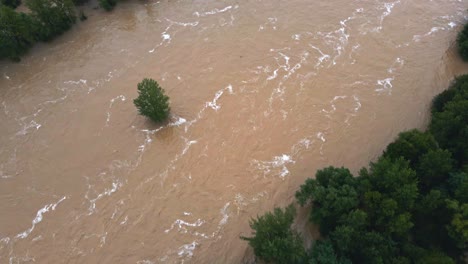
xmin=359 ymin=157 xmax=418 ymax=238
xmin=417 ymin=149 xmax=454 ymax=192
xmin=383 ymin=129 xmax=437 ymax=168
xmin=1 ymin=0 xmax=21 ymax=9
xmin=448 ymin=172 xmax=468 ymax=203
xmin=72 ymin=0 xmax=88 ymax=5
xmin=134 ymin=78 xmax=170 ymax=123
xmin=430 ymin=78 xmax=468 ymax=167
xmin=296 ymin=167 xmax=359 ymax=235
xmin=308 ymin=239 xmax=351 ymax=264
xmin=413 ymin=190 xmax=449 ymax=247
xmin=99 ymin=0 xmax=117 ymax=11
xmin=26 ymin=0 xmax=76 ymax=41
xmin=457 ymin=23 xmax=468 ymax=61
xmin=0 ymin=6 xmax=38 ymax=61
xmin=241 ymin=205 xmax=306 ymax=264
xmin=445 ymin=199 xmax=468 ymax=251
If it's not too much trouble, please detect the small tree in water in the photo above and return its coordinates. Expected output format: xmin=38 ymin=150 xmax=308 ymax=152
xmin=134 ymin=78 xmax=170 ymax=123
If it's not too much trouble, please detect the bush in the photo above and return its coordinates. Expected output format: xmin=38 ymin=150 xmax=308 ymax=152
xmin=457 ymin=23 xmax=468 ymax=61
xmin=26 ymin=0 xmax=76 ymax=41
xmin=241 ymin=205 xmax=306 ymax=264
xmin=308 ymin=239 xmax=351 ymax=264
xmin=430 ymin=75 xmax=468 ymax=167
xmin=383 ymin=129 xmax=437 ymax=168
xmin=296 ymin=167 xmax=359 ymax=235
xmin=134 ymin=78 xmax=170 ymax=123
xmin=99 ymin=0 xmax=117 ymax=11
xmin=72 ymin=0 xmax=88 ymax=5
xmin=1 ymin=0 xmax=21 ymax=9
xmin=0 ymin=6 xmax=38 ymax=61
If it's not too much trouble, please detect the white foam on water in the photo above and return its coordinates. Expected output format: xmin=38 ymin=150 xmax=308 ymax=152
xmin=317 ymin=132 xmax=326 ymax=142
xmin=206 ymin=90 xmax=224 ymax=111
xmin=0 ymin=237 xmax=10 ymax=243
xmin=31 ymin=235 xmax=42 ymax=242
xmin=166 ymin=18 xmax=199 ymax=27
xmin=387 ymin=57 xmax=404 ymax=73
xmin=137 ymin=260 xmax=155 ymax=264
xmin=106 ymin=95 xmax=126 ymax=126
xmin=353 ymin=95 xmax=362 ymax=112
xmin=375 ymin=77 xmax=394 ymax=94
xmin=186 ymin=84 xmax=234 ymax=129
xmin=120 ymin=216 xmax=128 ymax=225
xmin=164 ymin=219 xmax=204 ymax=234
xmin=193 ymin=5 xmax=238 ymax=17
xmin=219 ymin=202 xmax=230 ymax=226
xmin=321 ymin=96 xmax=347 ymax=114
xmin=252 ymin=154 xmax=296 ymax=179
xmin=171 ymin=116 xmax=187 ymax=126
xmin=448 ymin=22 xmax=456 ymax=28
xmin=177 ymin=241 xmax=198 ymax=258
xmin=99 ymin=232 xmax=108 ymax=247
xmin=181 ymin=139 xmax=197 ymax=156
xmin=374 ymin=0 xmax=401 ymax=32
xmin=149 ymin=19 xmax=199 ymax=53
xmin=15 ymin=120 xmax=41 ymax=136
xmin=9 ymin=255 xmax=36 ymax=264
xmin=309 ymin=44 xmax=331 ymax=68
xmin=413 ymin=27 xmax=445 ymax=42
xmin=259 ymin=17 xmax=278 ymax=31
xmin=15 ymin=196 xmax=67 ymax=239
xmin=86 ymin=178 xmax=123 ymax=215
xmin=64 ymin=79 xmax=87 ymax=85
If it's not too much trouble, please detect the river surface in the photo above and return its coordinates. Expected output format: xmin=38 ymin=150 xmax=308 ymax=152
xmin=1 ymin=0 xmax=467 ymax=263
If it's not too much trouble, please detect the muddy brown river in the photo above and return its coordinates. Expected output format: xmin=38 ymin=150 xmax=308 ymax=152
xmin=1 ymin=0 xmax=468 ymax=263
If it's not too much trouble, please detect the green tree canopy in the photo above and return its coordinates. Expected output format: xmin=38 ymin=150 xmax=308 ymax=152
xmin=0 ymin=6 xmax=38 ymax=60
xmin=296 ymin=167 xmax=359 ymax=235
xmin=1 ymin=0 xmax=21 ymax=9
xmin=308 ymin=239 xmax=351 ymax=264
xmin=134 ymin=78 xmax=171 ymax=123
xmin=241 ymin=205 xmax=306 ymax=264
xmin=99 ymin=0 xmax=117 ymax=11
xmin=457 ymin=23 xmax=468 ymax=61
xmin=26 ymin=0 xmax=76 ymax=41
xmin=383 ymin=130 xmax=437 ymax=168
xmin=430 ymin=76 xmax=468 ymax=167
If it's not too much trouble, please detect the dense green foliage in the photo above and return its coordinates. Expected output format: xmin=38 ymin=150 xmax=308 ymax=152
xmin=457 ymin=23 xmax=468 ymax=61
xmin=0 ymin=5 xmax=38 ymax=61
xmin=0 ymin=0 xmax=120 ymax=61
xmin=243 ymin=76 xmax=468 ymax=263
xmin=0 ymin=0 xmax=76 ymax=61
xmin=99 ymin=0 xmax=118 ymax=11
xmin=134 ymin=78 xmax=171 ymax=123
xmin=1 ymin=0 xmax=21 ymax=9
xmin=430 ymin=75 xmax=468 ymax=168
xmin=71 ymin=0 xmax=88 ymax=5
xmin=241 ymin=205 xmax=307 ymax=264
xmin=26 ymin=0 xmax=76 ymax=41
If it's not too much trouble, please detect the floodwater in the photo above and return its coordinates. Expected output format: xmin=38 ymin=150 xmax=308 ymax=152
xmin=1 ymin=0 xmax=467 ymax=263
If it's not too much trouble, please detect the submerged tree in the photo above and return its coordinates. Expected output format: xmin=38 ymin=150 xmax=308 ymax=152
xmin=296 ymin=167 xmax=359 ymax=236
xmin=241 ymin=205 xmax=306 ymax=264
xmin=99 ymin=0 xmax=117 ymax=11
xmin=134 ymin=78 xmax=170 ymax=123
xmin=457 ymin=23 xmax=468 ymax=61
xmin=0 ymin=6 xmax=38 ymax=61
xmin=26 ymin=0 xmax=76 ymax=41
xmin=1 ymin=0 xmax=21 ymax=9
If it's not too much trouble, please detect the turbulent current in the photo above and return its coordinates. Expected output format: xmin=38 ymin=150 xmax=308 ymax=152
xmin=1 ymin=0 xmax=468 ymax=263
